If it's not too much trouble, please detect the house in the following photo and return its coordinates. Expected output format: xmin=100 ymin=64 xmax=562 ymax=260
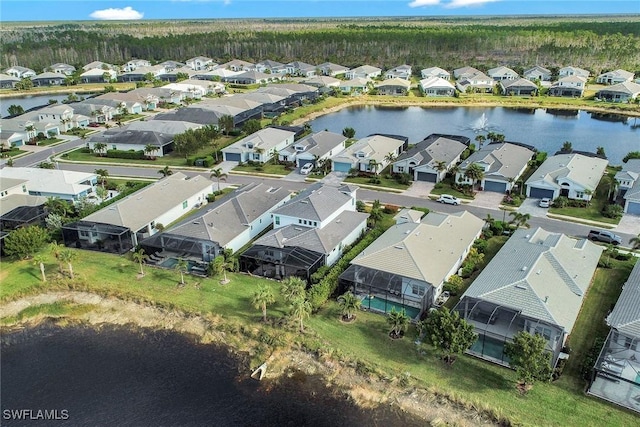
xmin=158 ymin=60 xmax=186 ymax=72
xmin=0 ymin=193 xmax=48 ymax=231
xmin=80 ymin=68 xmax=117 ymax=84
xmin=588 ymin=261 xmax=640 ymax=413
xmin=455 ymin=72 xmax=495 ymax=93
xmin=548 ymin=75 xmax=587 ymax=97
xmin=163 ymin=80 xmax=225 ymax=98
xmin=345 ymin=65 xmax=382 ymax=80
xmin=141 ymin=182 xmax=291 ymax=260
xmin=302 ymin=76 xmax=341 ymax=91
xmin=158 ymin=66 xmax=199 ymax=82
xmin=223 ymin=70 xmax=278 ymax=85
xmin=48 ymin=63 xmax=76 ymax=76
xmin=278 ymin=130 xmax=347 ymax=167
xmin=487 ymin=66 xmax=519 ymax=81
xmin=384 ymin=65 xmax=412 ymax=80
xmin=87 ymin=96 xmax=143 ymax=115
xmin=222 ymin=127 xmax=296 ymax=163
xmin=118 ymin=65 xmax=166 ymax=82
xmin=616 ymin=159 xmax=640 ymax=215
xmin=0 ymin=73 xmax=20 ymax=89
xmin=31 ymin=72 xmax=66 ymax=87
xmin=596 ymin=69 xmax=634 ymax=85
xmin=234 ymin=92 xmax=287 ymax=116
xmin=240 ymin=183 xmax=368 ymax=280
xmin=419 ymin=76 xmax=456 ymax=97
xmin=123 ymin=59 xmax=151 ymax=72
xmin=331 ymin=133 xmax=409 ymax=174
xmin=340 ymin=210 xmax=484 ymax=319
xmin=1 ymin=117 xmax=49 ymax=146
xmin=256 ymin=83 xmax=320 ymax=106
xmin=199 ymin=96 xmax=264 ymax=123
xmin=219 ymin=59 xmax=255 ymax=72
xmin=0 ymin=167 xmax=97 ymax=202
xmin=338 ymin=77 xmax=372 ymax=95
xmin=285 ymin=61 xmax=316 ymax=77
xmin=420 ymin=67 xmax=451 ymax=80
xmin=186 ymin=56 xmax=215 ymax=71
xmin=87 ymin=120 xmax=201 ymax=157
xmin=525 ymin=153 xmax=608 ymax=201
xmin=454 ymin=227 xmax=603 ymax=368
xmin=317 ymin=62 xmax=350 ymax=77
xmin=194 ymin=68 xmax=243 ymax=81
xmin=453 ymin=66 xmax=481 ymax=79
xmin=68 ymin=102 xmax=115 ymax=124
xmin=62 ymin=173 xmax=214 ymax=253
xmin=457 ymin=142 xmax=536 ymax=193
xmin=500 ymin=78 xmax=538 ymax=96
xmin=596 ymin=82 xmax=640 ymax=103
xmin=559 ymin=66 xmax=590 ymax=79
xmin=392 ymin=134 xmax=469 ymax=182
xmin=4 ymin=66 xmax=36 ymax=79
xmin=255 ymin=60 xmax=287 ymax=74
xmin=524 ymin=66 xmax=552 ymax=82
xmin=376 ymin=78 xmax=411 ymax=96
xmin=35 ymin=105 xmax=75 ymax=132
xmin=82 ymin=61 xmax=117 ymax=72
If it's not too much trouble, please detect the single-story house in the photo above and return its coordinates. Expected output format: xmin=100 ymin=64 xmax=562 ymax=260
xmin=222 ymin=127 xmax=296 ymax=163
xmin=48 ymin=63 xmax=76 ymax=76
xmin=158 ymin=61 xmax=186 ymax=72
xmin=587 ymin=261 xmax=640 ymax=413
xmin=218 ymin=59 xmax=255 ymax=72
xmin=392 ymin=134 xmax=469 ymax=182
xmin=302 ymin=76 xmax=341 ymax=91
xmin=376 ymin=78 xmax=411 ymax=96
xmin=82 ymin=61 xmax=117 ymax=72
xmin=456 ymin=72 xmax=495 ymax=93
xmin=255 ymin=60 xmax=287 ymax=74
xmin=616 ymin=159 xmax=640 ymax=214
xmin=421 ymin=67 xmax=450 ymax=80
xmin=487 ymin=66 xmax=519 ymax=81
xmin=223 ymin=70 xmax=278 ymax=85
xmin=524 ymin=66 xmax=552 ymax=82
xmin=596 ymin=69 xmax=635 ymax=85
xmin=457 ymin=142 xmax=536 ymax=193
xmin=419 ymin=76 xmax=456 ymax=97
xmin=0 ymin=73 xmax=20 ymax=89
xmin=31 ymin=72 xmax=66 ymax=87
xmin=158 ymin=66 xmax=199 ymax=82
xmin=525 ymin=153 xmax=609 ymax=201
xmin=0 ymin=193 xmax=48 ymax=231
xmin=4 ymin=66 xmax=36 ymax=79
xmin=453 ymin=66 xmax=482 ymax=80
xmin=256 ymin=83 xmax=320 ymax=105
xmin=67 ymin=102 xmax=115 ymax=124
xmin=0 ymin=167 xmax=97 ymax=202
xmin=340 ymin=210 xmax=484 ymax=319
xmin=80 ymin=68 xmax=118 ymax=84
xmin=118 ymin=65 xmax=166 ymax=82
xmin=345 ymin=65 xmax=382 ymax=80
xmin=338 ymin=77 xmax=372 ymax=94
xmin=454 ymin=227 xmax=603 ymax=368
xmin=122 ymin=59 xmax=151 ymax=72
xmin=596 ymin=82 xmax=640 ymax=103
xmin=500 ymin=78 xmax=538 ymax=96
xmin=331 ymin=133 xmax=409 ymax=174
xmin=163 ymin=80 xmax=225 ymax=98
xmin=559 ymin=66 xmax=590 ymax=79
xmin=141 ymin=182 xmax=291 ymax=261
xmin=285 ymin=61 xmax=317 ymax=77
xmin=0 ymin=118 xmax=38 ymax=146
xmin=97 ymin=91 xmax=158 ymax=111
xmin=385 ymin=65 xmax=412 ymax=80
xmin=240 ymin=183 xmax=368 ymax=280
xmin=317 ymin=62 xmax=350 ymax=77
xmin=278 ymin=130 xmax=347 ymax=167
xmin=84 ymin=97 xmax=143 ymax=115
xmin=548 ymin=75 xmax=586 ymax=97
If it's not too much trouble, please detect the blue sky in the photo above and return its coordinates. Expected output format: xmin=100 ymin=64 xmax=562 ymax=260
xmin=2 ymin=1 xmax=639 ymax=22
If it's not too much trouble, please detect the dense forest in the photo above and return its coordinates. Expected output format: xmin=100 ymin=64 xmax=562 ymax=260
xmin=2 ymin=16 xmax=639 ymax=75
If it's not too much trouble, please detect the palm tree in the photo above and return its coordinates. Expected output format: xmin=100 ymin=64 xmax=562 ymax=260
xmin=289 ymin=297 xmax=312 ymax=333
xmin=464 ymin=163 xmax=485 ymax=189
xmin=387 ymin=308 xmax=410 ymax=339
xmin=49 ymin=241 xmax=64 ymax=273
xmin=210 ymin=168 xmax=228 ymax=192
xmin=59 ymin=249 xmax=77 ymax=279
xmin=218 ymin=115 xmax=235 ymax=135
xmin=475 ymin=134 xmax=487 ymax=149
xmin=561 ymin=141 xmax=573 ymax=153
xmin=509 ymin=212 xmax=531 ymax=228
xmin=630 ymin=234 xmax=640 ymax=250
xmin=281 ymin=276 xmax=306 ymax=303
xmin=211 ymin=255 xmax=234 ymax=284
xmin=158 ymin=166 xmax=173 ymax=177
xmin=368 ymin=159 xmax=380 ymax=175
xmin=175 ymin=258 xmax=188 ymax=285
xmin=33 ymin=255 xmax=46 ymax=282
xmin=270 ymin=147 xmax=279 ymax=165
xmin=144 ymin=144 xmax=158 ymax=160
xmin=252 ymin=285 xmax=276 ymax=322
xmin=384 ymin=152 xmax=397 ymax=165
xmin=93 ymin=142 xmax=107 ymax=156
xmin=132 ymin=248 xmax=149 ymax=276
xmin=337 ymin=291 xmax=361 ymax=321
xmin=94 ymin=168 xmax=109 ymax=188
xmin=484 ymin=213 xmax=495 ymax=229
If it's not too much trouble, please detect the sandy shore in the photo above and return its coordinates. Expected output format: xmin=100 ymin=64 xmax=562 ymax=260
xmin=1 ymin=291 xmax=499 ymax=426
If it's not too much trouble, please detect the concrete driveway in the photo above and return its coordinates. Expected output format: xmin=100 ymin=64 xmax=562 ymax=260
xmin=403 ymin=181 xmax=434 ymax=198
xmin=320 ymin=171 xmax=346 ymax=186
xmin=518 ymin=197 xmax=550 ymax=218
xmin=468 ymin=191 xmax=505 ymax=209
xmin=282 ymin=168 xmax=308 ymax=182
xmin=614 ymin=214 xmax=640 ymax=235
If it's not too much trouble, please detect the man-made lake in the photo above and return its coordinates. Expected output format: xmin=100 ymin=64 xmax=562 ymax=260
xmin=1 ymin=324 xmax=425 ymax=427
xmin=309 ymin=105 xmax=639 ymax=165
xmin=0 ymin=93 xmax=95 ymax=118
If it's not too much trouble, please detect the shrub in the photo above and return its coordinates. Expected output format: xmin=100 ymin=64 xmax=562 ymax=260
xmin=368 ymin=177 xmax=381 ymax=184
xmin=602 ymin=204 xmax=623 ymax=219
xmin=482 ymin=229 xmax=494 ymax=238
xmin=394 ymin=173 xmax=411 ymax=185
xmin=355 ymin=200 xmax=366 ymax=212
xmin=552 ymin=196 xmax=569 ymax=208
xmin=581 ymin=337 xmax=605 ymax=381
xmin=460 ymin=263 xmax=475 ymax=278
xmin=206 ymin=193 xmax=216 ymax=203
xmin=491 ymin=222 xmax=504 ymax=236
xmin=473 ymin=239 xmax=488 ymax=254
xmin=444 ymin=275 xmax=464 ymax=295
xmin=383 ymin=204 xmax=399 ymax=214
xmin=106 ymin=149 xmax=145 ymax=160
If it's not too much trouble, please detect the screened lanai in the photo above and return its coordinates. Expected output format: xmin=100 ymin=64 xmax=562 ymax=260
xmin=139 ymin=232 xmax=219 ymax=263
xmin=62 ymin=221 xmax=133 ymax=254
xmin=0 ymin=205 xmax=47 ymax=230
xmin=239 ymin=245 xmax=324 ymax=281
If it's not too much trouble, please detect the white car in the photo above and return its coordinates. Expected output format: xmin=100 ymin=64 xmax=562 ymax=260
xmin=437 ymin=194 xmax=461 ymax=205
xmin=538 ymin=198 xmax=551 ymax=208
xmin=299 ymin=163 xmax=314 ymax=175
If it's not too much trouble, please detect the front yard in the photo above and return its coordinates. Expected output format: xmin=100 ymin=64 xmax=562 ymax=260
xmin=429 ymin=177 xmax=475 ymax=200
xmin=232 ymin=162 xmax=293 ymax=176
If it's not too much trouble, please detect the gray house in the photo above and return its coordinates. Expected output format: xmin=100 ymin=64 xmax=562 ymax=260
xmin=616 ymin=159 xmax=640 ymax=215
xmin=392 ymin=134 xmax=469 ymax=182
xmin=31 ymin=72 xmax=66 ymax=87
xmin=500 ymin=78 xmax=538 ymax=96
xmin=455 ymin=227 xmax=603 ymax=368
xmin=278 ymin=130 xmax=347 ymax=168
xmin=588 ymin=261 xmax=640 ymax=413
xmin=596 ymin=82 xmax=640 ymax=103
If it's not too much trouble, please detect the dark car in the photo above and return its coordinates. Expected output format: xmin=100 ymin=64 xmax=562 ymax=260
xmin=88 ymin=123 xmax=100 ymax=127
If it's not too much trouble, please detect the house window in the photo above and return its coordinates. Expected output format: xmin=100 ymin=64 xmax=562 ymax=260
xmin=253 ymin=153 xmax=260 ymax=160
xmin=275 ymin=216 xmax=280 ymax=225
xmin=535 ymin=326 xmax=552 ymax=341
xmin=22 ymin=185 xmax=27 ymax=193
xmin=80 ymin=230 xmax=88 ymax=237
xmin=313 ymin=221 xmax=317 ymax=226
xmin=576 ymin=192 xmax=584 ymax=198
xmin=412 ymin=285 xmax=425 ymax=296
xmin=182 ymin=201 xmax=188 ymax=209
xmin=398 ymin=166 xmax=404 ymax=173
xmin=298 ymin=219 xmax=302 ymax=224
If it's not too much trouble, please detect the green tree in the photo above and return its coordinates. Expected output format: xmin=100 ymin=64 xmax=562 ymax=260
xmin=33 ymin=254 xmax=47 ymax=282
xmin=342 ymin=127 xmax=356 ymax=138
xmin=158 ymin=165 xmax=173 ymax=177
xmin=132 ymin=248 xmax=149 ymax=276
xmin=387 ymin=308 xmax=410 ymax=339
xmin=218 ymin=115 xmax=235 ymax=135
xmin=289 ymin=296 xmax=312 ymax=333
xmin=384 ymin=151 xmax=397 ymax=165
xmin=93 ymin=142 xmax=107 ymax=157
xmin=337 ymin=291 xmax=361 ymax=321
xmin=49 ymin=241 xmax=64 ymax=273
xmin=59 ymin=248 xmax=77 ymax=279
xmin=630 ymin=234 xmax=640 ymax=250
xmin=560 ymin=141 xmax=573 ymax=153
xmin=7 ymin=104 xmax=25 ymax=116
xmin=596 ymin=146 xmax=606 ymax=158
xmin=368 ymin=159 xmax=380 ymax=174
xmin=281 ymin=276 xmax=306 ymax=303
xmin=424 ymin=307 xmax=477 ymax=365
xmin=211 ymin=255 xmax=234 ymax=284
xmin=252 ymin=284 xmax=276 ymax=322
xmin=45 ymin=197 xmax=72 ymax=217
xmin=175 ymin=257 xmax=188 ymax=285
xmin=144 ymin=144 xmax=158 ymax=159
xmin=623 ymin=151 xmax=640 ymax=163
xmin=210 ymin=167 xmax=228 ymax=192
xmin=94 ymin=168 xmax=109 ymax=188
xmin=474 ymin=134 xmax=487 ymax=149
xmin=3 ymin=226 xmax=49 ymax=259
xmin=242 ymin=119 xmax=262 ymax=135
xmin=504 ymin=331 xmax=553 ymax=392
xmin=15 ymin=78 xmax=33 ymax=91
xmin=464 ymin=163 xmax=485 ymax=188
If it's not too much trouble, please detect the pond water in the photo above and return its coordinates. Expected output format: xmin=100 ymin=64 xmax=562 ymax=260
xmin=0 ymin=93 xmax=95 ymax=118
xmin=1 ymin=323 xmax=426 ymax=427
xmin=308 ymin=105 xmax=640 ymax=165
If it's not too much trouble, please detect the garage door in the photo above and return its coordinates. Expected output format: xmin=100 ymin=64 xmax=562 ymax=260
xmin=224 ymin=152 xmax=241 ymax=162
xmin=529 ymin=187 xmax=554 ymax=199
xmin=333 ymin=162 xmax=352 ymax=173
xmin=416 ymin=171 xmax=437 ymax=182
xmin=483 ymin=180 xmax=507 ymax=193
xmin=297 ymin=159 xmax=314 ymax=168
xmin=627 ymin=201 xmax=640 ymax=215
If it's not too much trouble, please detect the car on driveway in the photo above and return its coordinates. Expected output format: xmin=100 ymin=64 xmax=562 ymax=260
xmin=538 ymin=198 xmax=551 ymax=208
xmin=299 ymin=163 xmax=314 ymax=175
xmin=437 ymin=194 xmax=461 ymax=205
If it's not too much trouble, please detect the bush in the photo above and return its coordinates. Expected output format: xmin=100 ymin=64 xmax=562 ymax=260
xmin=482 ymin=229 xmax=494 ymax=238
xmin=368 ymin=177 xmax=381 ymax=184
xmin=491 ymin=222 xmax=504 ymax=236
xmin=206 ymin=193 xmax=216 ymax=203
xmin=552 ymin=196 xmax=569 ymax=208
xmin=581 ymin=337 xmax=605 ymax=381
xmin=394 ymin=173 xmax=411 ymax=185
xmin=473 ymin=239 xmax=488 ymax=254
xmin=602 ymin=204 xmax=623 ymax=219
xmin=106 ymin=149 xmax=145 ymax=160
xmin=443 ymin=275 xmax=464 ymax=295
xmin=355 ymin=200 xmax=366 ymax=212
xmin=460 ymin=263 xmax=475 ymax=278
xmin=383 ymin=204 xmax=399 ymax=214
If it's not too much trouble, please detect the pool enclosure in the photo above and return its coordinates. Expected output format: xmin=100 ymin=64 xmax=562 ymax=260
xmin=139 ymin=231 xmax=220 ymax=263
xmin=62 ymin=221 xmax=134 ymax=255
xmin=0 ymin=205 xmax=47 ymax=230
xmin=239 ymin=244 xmax=324 ymax=281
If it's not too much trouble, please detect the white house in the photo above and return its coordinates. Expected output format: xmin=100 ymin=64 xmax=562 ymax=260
xmin=376 ymin=78 xmax=411 ymax=96
xmin=385 ymin=64 xmax=412 ymax=80
xmin=222 ymin=127 xmax=296 ymax=163
xmin=421 ymin=67 xmax=450 ymax=80
xmin=36 ymin=105 xmax=75 ymax=132
xmin=615 ymin=159 xmax=640 ymax=215
xmin=346 ymin=65 xmax=382 ymax=80
xmin=278 ymin=130 xmax=347 ymax=168
xmin=455 ymin=71 xmax=495 ymax=93
xmin=524 ymin=66 xmax=552 ymax=82
xmin=596 ymin=81 xmax=640 ymax=103
xmin=80 ymin=68 xmax=118 ymax=84
xmin=331 ymin=134 xmax=408 ymax=174
xmin=596 ymin=69 xmax=634 ymax=85
xmin=123 ymin=59 xmax=151 ymax=72
xmin=186 ymin=56 xmax=215 ymax=71
xmin=559 ymin=66 xmax=590 ymax=79
xmin=48 ymin=63 xmax=76 ymax=76
xmin=317 ymin=62 xmax=350 ymax=77
xmin=338 ymin=77 xmax=372 ymax=94
xmin=487 ymin=66 xmax=519 ymax=81
xmin=419 ymin=76 xmax=456 ymax=97
xmin=0 ymin=167 xmax=98 ymax=202
xmin=548 ymin=75 xmax=587 ymax=97
xmin=4 ymin=66 xmax=36 ymax=79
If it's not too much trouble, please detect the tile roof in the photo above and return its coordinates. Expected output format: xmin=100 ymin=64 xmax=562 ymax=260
xmin=460 ymin=142 xmax=535 ymax=181
xmin=272 ymin=183 xmax=354 ymax=222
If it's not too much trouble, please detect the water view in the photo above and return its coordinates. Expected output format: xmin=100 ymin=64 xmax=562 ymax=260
xmin=309 ymin=106 xmax=639 ymax=165
xmin=0 ymin=93 xmax=95 ymax=118
xmin=1 ymin=324 xmax=425 ymax=427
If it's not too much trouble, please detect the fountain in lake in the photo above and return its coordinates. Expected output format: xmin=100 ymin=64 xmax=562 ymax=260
xmin=465 ymin=112 xmax=501 ymax=134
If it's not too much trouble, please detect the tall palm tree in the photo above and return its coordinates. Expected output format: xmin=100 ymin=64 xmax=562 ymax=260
xmin=218 ymin=115 xmax=234 ymax=135
xmin=475 ymin=134 xmax=487 ymax=149
xmin=210 ymin=168 xmax=227 ymax=192
xmin=384 ymin=152 xmax=397 ymax=165
xmin=175 ymin=258 xmax=188 ymax=285
xmin=484 ymin=213 xmax=495 ymax=229
xmin=144 ymin=144 xmax=158 ymax=160
xmin=387 ymin=308 xmax=410 ymax=339
xmin=252 ymin=285 xmax=276 ymax=322
xmin=337 ymin=291 xmax=361 ymax=321
xmin=464 ymin=163 xmax=485 ymax=189
xmin=368 ymin=159 xmax=380 ymax=175
xmin=289 ymin=297 xmax=312 ymax=333
xmin=158 ymin=166 xmax=173 ymax=177
xmin=281 ymin=276 xmax=306 ymax=303
xmin=132 ymin=248 xmax=149 ymax=276
xmin=33 ymin=255 xmax=46 ymax=282
xmin=93 ymin=142 xmax=107 ymax=156
xmin=94 ymin=168 xmax=109 ymax=188
xmin=59 ymin=249 xmax=77 ymax=279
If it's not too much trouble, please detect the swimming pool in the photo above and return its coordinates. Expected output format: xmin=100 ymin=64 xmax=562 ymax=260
xmin=360 ymin=296 xmax=421 ymax=319
xmin=159 ymin=258 xmax=206 ymax=273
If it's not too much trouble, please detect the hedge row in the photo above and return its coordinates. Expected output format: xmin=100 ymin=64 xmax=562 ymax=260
xmin=106 ymin=149 xmax=146 ymax=160
xmin=186 ymin=155 xmax=215 ymax=167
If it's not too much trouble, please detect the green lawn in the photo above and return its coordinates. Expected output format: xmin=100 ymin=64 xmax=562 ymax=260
xmin=430 ymin=179 xmax=474 ymax=200
xmin=343 ymin=175 xmax=410 ymax=191
xmin=233 ymin=162 xmax=293 ymax=175
xmin=1 ymin=148 xmax=29 ymax=158
xmin=37 ymin=138 xmax=64 ymax=146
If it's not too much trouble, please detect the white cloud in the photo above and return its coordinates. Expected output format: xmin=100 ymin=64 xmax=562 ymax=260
xmin=445 ymin=0 xmax=501 ymax=8
xmin=89 ymin=6 xmax=144 ymax=20
xmin=408 ymin=0 xmax=441 ymax=7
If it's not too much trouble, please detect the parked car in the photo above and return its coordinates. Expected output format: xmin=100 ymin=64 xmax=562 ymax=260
xmin=437 ymin=194 xmax=461 ymax=205
xmin=587 ymin=229 xmax=622 ymax=245
xmin=88 ymin=123 xmax=100 ymax=127
xmin=538 ymin=198 xmax=551 ymax=208
xmin=299 ymin=163 xmax=314 ymax=175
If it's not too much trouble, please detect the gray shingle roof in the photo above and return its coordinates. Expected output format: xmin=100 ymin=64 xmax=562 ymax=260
xmin=395 ymin=134 xmax=469 ymax=167
xmin=271 ymin=183 xmax=354 ymax=222
xmin=607 ymin=261 xmax=640 ymax=337
xmin=460 ymin=142 xmax=535 ymax=181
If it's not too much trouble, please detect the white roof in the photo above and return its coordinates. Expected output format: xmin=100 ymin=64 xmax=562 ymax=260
xmin=0 ymin=167 xmax=96 ymax=198
xmin=526 ymin=153 xmax=609 ymax=192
